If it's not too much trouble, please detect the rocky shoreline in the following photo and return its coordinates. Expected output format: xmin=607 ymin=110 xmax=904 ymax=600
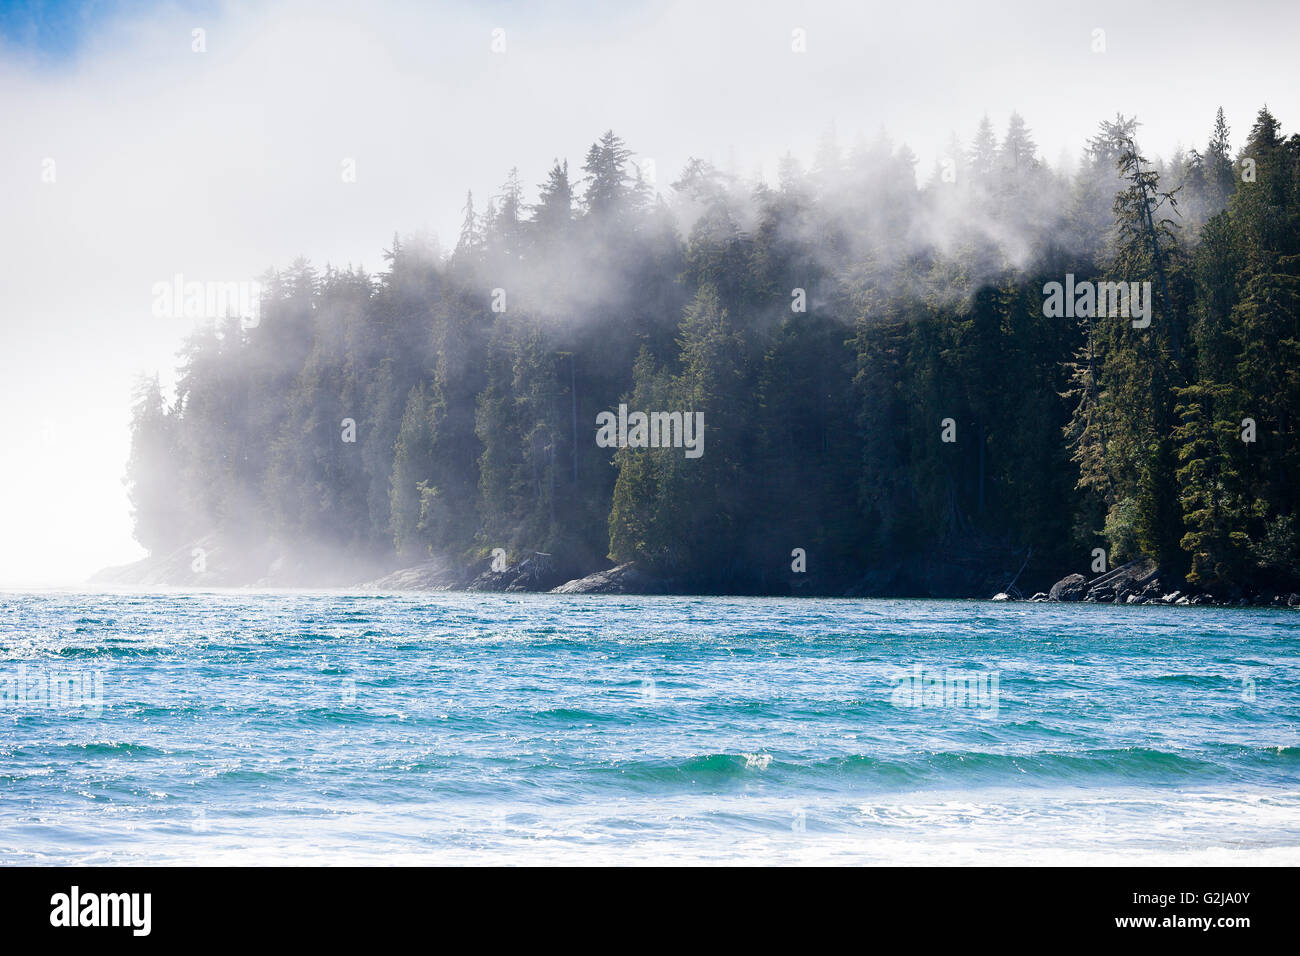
xmin=1029 ymin=558 xmax=1300 ymax=608
xmin=90 ymin=538 xmax=1298 ymax=606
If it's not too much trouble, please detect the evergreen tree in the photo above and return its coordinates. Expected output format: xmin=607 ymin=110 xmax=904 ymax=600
xmin=123 ymin=114 xmax=1300 ymax=595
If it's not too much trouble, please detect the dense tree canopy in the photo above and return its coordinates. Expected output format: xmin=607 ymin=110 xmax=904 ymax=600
xmin=127 ymin=112 xmax=1300 ymax=595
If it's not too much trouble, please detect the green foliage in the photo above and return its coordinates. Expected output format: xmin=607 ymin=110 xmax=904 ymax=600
xmin=125 ymin=114 xmax=1300 ymax=593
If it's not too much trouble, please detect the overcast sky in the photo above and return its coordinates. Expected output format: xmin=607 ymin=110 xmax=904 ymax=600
xmin=2 ymin=0 xmax=1297 ymax=586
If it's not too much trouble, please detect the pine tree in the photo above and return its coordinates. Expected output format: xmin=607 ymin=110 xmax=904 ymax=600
xmin=531 ymin=159 xmax=572 ymax=240
xmin=968 ymin=114 xmax=998 ymax=184
xmin=1173 ymin=380 xmax=1253 ymax=586
xmin=581 ymin=130 xmax=632 ymax=220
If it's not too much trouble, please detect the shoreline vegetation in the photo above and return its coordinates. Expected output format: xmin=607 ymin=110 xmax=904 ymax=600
xmin=122 ymin=109 xmax=1300 ymax=605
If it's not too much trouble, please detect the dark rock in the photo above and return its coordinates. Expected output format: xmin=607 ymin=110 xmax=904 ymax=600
xmin=1044 ymin=558 xmax=1214 ymax=607
xmin=1049 ymin=573 xmax=1088 ymax=601
xmin=551 ymin=562 xmax=670 ymax=595
xmin=1084 ymin=558 xmax=1164 ymax=603
xmin=1089 ymin=583 xmax=1115 ymax=602
xmin=465 ymin=552 xmax=578 ymax=593
xmin=504 ymin=553 xmax=573 ymax=592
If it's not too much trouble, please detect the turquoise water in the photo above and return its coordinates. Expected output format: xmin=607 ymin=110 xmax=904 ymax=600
xmin=1 ymin=590 xmax=1297 ymax=864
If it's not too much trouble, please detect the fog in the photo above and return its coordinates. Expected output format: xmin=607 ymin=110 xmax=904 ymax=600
xmin=1 ymin=0 xmax=1296 ymax=585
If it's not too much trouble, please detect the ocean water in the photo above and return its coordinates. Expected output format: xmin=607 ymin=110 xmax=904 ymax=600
xmin=0 ymin=589 xmax=1297 ymax=865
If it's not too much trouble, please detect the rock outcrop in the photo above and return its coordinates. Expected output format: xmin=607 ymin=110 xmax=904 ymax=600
xmin=550 ymin=562 xmax=670 ymax=594
xmin=1046 ymin=559 xmax=1174 ymax=604
xmin=1048 ymin=573 xmax=1088 ymax=602
xmin=1078 ymin=558 xmax=1162 ymax=603
xmin=468 ymin=552 xmax=577 ymax=592
xmin=1037 ymin=558 xmax=1299 ymax=607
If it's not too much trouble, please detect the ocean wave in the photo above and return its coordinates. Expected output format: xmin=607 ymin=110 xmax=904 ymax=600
xmin=4 ymin=591 xmax=1300 ymax=863
xmin=579 ymin=746 xmax=1252 ymax=791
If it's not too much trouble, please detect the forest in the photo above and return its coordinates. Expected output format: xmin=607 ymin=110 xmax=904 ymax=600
xmin=125 ymin=106 xmax=1300 ymax=597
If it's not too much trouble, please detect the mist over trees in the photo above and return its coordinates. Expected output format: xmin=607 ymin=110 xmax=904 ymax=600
xmin=127 ymin=106 xmax=1300 ymax=595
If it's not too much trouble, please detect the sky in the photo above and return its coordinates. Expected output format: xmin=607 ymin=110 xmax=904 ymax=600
xmin=1 ymin=0 xmax=1297 ymax=586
